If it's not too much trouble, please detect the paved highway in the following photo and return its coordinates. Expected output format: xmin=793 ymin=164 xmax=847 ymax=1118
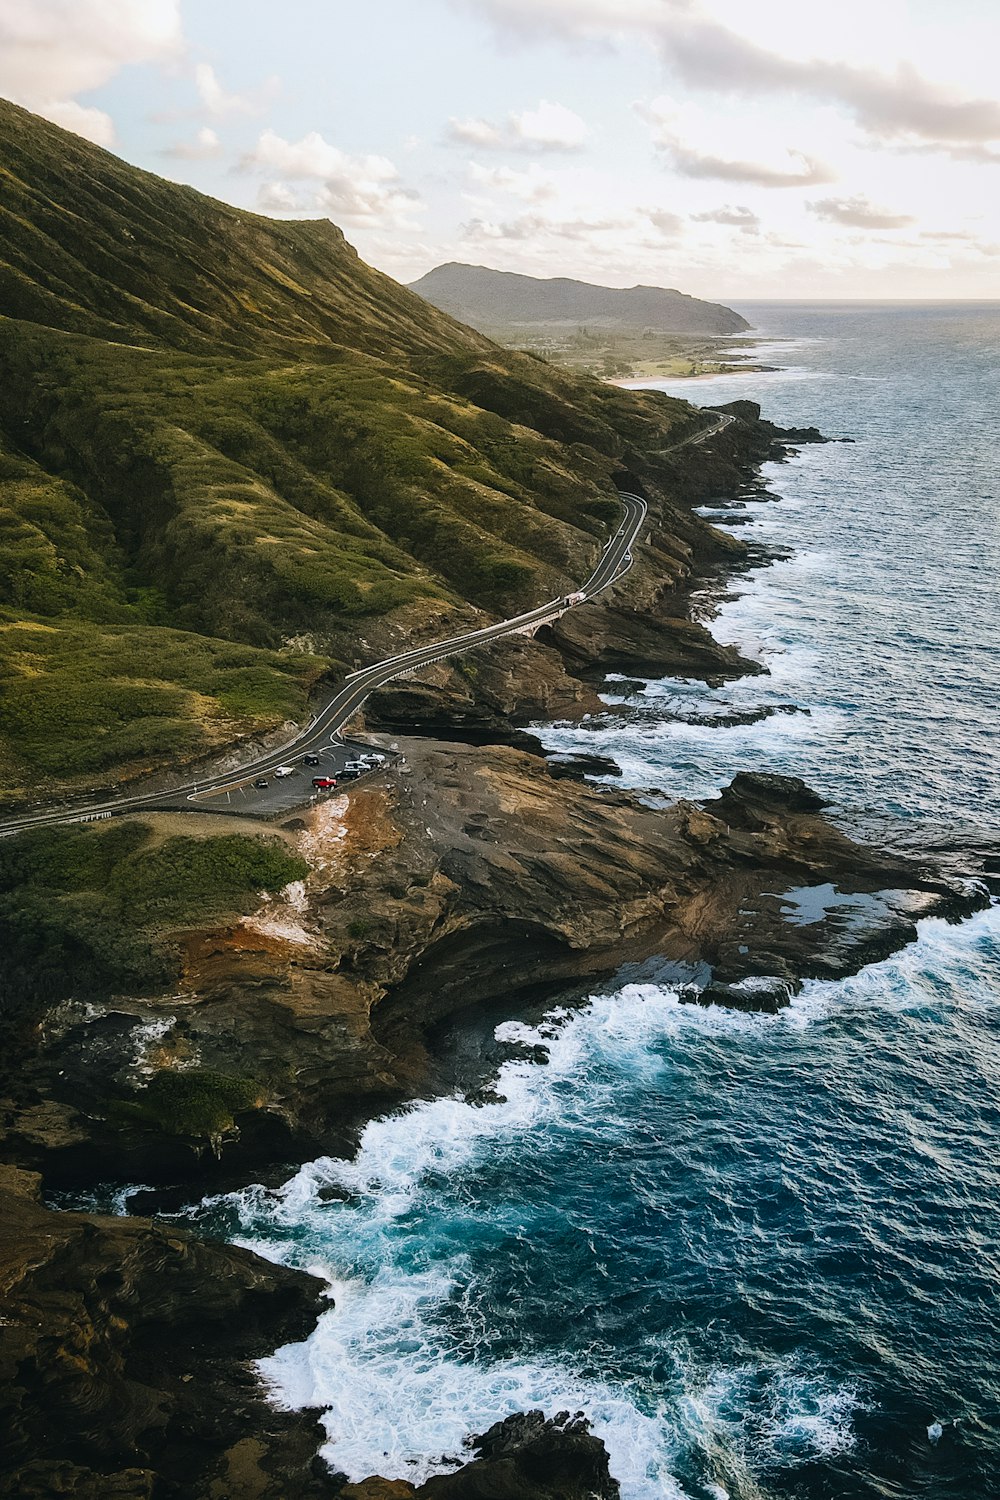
xmin=0 ymin=411 xmax=733 ymax=835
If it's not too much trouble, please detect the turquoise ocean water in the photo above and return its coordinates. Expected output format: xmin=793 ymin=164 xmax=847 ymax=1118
xmin=189 ymin=304 xmax=1000 ymax=1500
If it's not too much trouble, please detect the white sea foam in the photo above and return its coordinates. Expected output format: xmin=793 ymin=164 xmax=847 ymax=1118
xmin=233 ymin=975 xmax=888 ymax=1496
xmin=261 ymin=1283 xmax=689 ymax=1496
xmin=257 ymin=1259 xmax=864 ymax=1497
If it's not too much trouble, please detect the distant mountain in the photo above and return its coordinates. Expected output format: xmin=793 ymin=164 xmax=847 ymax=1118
xmin=409 ymin=263 xmax=749 ymax=335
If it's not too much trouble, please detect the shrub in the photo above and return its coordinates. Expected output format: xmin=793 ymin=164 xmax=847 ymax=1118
xmin=112 ymin=1068 xmax=263 ymax=1146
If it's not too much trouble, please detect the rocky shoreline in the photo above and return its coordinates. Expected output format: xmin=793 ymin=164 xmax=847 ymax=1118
xmin=1 ymin=401 xmax=986 ymax=1499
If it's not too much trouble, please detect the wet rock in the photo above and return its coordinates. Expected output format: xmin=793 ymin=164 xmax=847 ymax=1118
xmin=465 ymin=1085 xmax=510 ymax=1106
xmin=691 ymin=977 xmax=797 ymax=1014
xmin=339 ymin=1482 xmax=416 ymax=1500
xmin=713 ymin=771 xmax=830 ymax=819
xmin=419 ymin=1410 xmax=619 ymax=1499
xmin=0 ymin=1191 xmax=330 ymax=1499
xmin=773 ymin=424 xmax=830 ymax=444
xmin=546 ymin=753 xmax=622 ymax=781
xmin=668 ymin=703 xmax=808 ymax=730
xmin=497 ymin=1039 xmax=551 ymax=1067
xmin=316 ymin=1182 xmax=357 ymax=1203
xmin=337 ymin=1411 xmax=619 ymax=1500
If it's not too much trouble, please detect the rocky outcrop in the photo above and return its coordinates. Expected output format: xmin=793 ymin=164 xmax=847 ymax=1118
xmin=0 ymin=1172 xmax=329 ymax=1499
xmin=366 ymin=403 xmax=775 ymax=747
xmin=341 ymin=1411 xmax=619 ymax=1500
xmin=1 ymin=748 xmax=980 ymax=1201
xmin=364 ymin=634 xmax=601 ymax=750
xmin=0 ymin=369 xmax=947 ymax=1500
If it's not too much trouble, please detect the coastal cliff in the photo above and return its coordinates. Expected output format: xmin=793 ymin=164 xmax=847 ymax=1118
xmin=0 ymin=100 xmax=981 ymax=1500
xmin=0 ymin=1167 xmax=329 ymax=1500
xmin=1 ymin=742 xmax=976 ymax=1197
xmin=1 ymin=747 xmax=981 ymax=1498
xmin=0 ymin=362 xmax=978 ymax=1496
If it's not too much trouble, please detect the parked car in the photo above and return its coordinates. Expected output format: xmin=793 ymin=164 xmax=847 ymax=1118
xmin=361 ymin=752 xmax=386 ymax=764
xmin=253 ymin=779 xmax=269 ymax=789
xmin=303 ymin=754 xmax=321 ymax=766
xmin=344 ymin=760 xmax=369 ymax=772
xmin=312 ymin=776 xmax=337 ymax=790
xmin=273 ymin=765 xmax=295 ymax=778
xmin=338 ymin=768 xmax=362 ymax=781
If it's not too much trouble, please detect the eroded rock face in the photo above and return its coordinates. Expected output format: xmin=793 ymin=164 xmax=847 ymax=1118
xmin=339 ymin=1411 xmax=619 ymax=1500
xmin=365 ymin=405 xmax=773 ymax=748
xmin=0 ymin=748 xmax=979 ymax=1199
xmin=0 ymin=1176 xmax=329 ymax=1499
xmin=0 ymin=396 xmax=980 ymax=1500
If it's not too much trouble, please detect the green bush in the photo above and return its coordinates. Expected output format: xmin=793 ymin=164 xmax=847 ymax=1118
xmin=0 ymin=822 xmax=308 ymax=1022
xmin=112 ymin=1068 xmax=263 ymax=1143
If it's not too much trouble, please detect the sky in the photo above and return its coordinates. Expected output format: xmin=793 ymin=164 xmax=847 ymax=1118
xmin=2 ymin=0 xmax=1000 ymax=299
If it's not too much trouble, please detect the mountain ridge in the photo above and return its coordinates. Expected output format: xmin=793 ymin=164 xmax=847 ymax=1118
xmin=409 ymin=261 xmax=749 ymax=334
xmin=0 ymin=97 xmax=722 ymax=799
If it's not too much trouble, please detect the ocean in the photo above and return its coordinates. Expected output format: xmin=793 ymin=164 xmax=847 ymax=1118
xmin=187 ymin=303 xmax=1000 ymax=1499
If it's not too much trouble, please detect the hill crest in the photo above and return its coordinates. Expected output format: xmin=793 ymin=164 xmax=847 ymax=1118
xmin=409 ymin=262 xmax=749 ymax=335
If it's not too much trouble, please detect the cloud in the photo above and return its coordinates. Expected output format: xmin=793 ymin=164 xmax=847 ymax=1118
xmin=462 ymin=210 xmax=628 ymax=243
xmin=649 ymin=13 xmax=1000 ymax=160
xmin=193 ymin=61 xmax=278 ymax=119
xmin=809 ymin=194 xmax=914 ymax=229
xmin=448 ymin=0 xmax=665 ymax=45
xmin=513 ymin=99 xmax=589 ymax=148
xmin=467 ymin=161 xmax=557 ymax=202
xmin=0 ymin=0 xmax=182 ymax=101
xmin=646 ymin=209 xmax=684 ymax=235
xmin=895 ymin=140 xmax=1000 ymax=165
xmin=163 ymin=125 xmax=222 ymax=161
xmin=0 ymin=0 xmax=182 ymax=143
xmin=454 ymin=2 xmax=1000 ymax=159
xmin=256 ymin=182 xmax=301 ymax=214
xmin=636 ymin=98 xmax=833 ymax=187
xmin=242 ymin=128 xmax=390 ymax=181
xmin=448 ymin=116 xmax=505 ymax=148
xmin=660 ymin=136 xmax=833 ymax=187
xmin=37 ymin=98 xmax=116 ymax=147
xmin=242 ymin=129 xmax=421 ymax=226
xmin=195 ymin=63 xmax=249 ymax=117
xmin=692 ymin=204 xmax=761 ymax=232
xmin=447 ymin=98 xmax=589 ymax=152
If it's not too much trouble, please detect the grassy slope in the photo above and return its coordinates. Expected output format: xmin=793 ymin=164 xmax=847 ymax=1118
xmin=0 ymin=98 xmax=703 ymax=797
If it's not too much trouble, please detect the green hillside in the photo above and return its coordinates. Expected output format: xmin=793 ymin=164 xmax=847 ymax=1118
xmin=410 ymin=262 xmax=749 ymax=335
xmin=0 ymin=98 xmax=704 ymax=799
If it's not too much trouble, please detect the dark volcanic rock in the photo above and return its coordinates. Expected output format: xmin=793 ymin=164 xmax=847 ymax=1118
xmin=2 ymin=749 xmax=982 ymax=1198
xmin=340 ymin=1410 xmax=620 ymax=1500
xmin=773 ymin=424 xmax=829 ymax=444
xmin=692 ymin=977 xmax=796 ymax=1014
xmin=0 ymin=1177 xmax=329 ymax=1500
xmin=422 ymin=1410 xmax=619 ymax=1500
xmin=714 ymin=771 xmax=830 ymax=818
xmin=546 ymin=753 xmax=622 ymax=780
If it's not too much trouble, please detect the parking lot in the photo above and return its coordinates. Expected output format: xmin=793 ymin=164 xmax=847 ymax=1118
xmin=186 ymin=739 xmax=395 ymax=819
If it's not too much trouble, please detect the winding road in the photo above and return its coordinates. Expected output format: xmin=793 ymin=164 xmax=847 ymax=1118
xmin=0 ymin=410 xmax=733 ymax=835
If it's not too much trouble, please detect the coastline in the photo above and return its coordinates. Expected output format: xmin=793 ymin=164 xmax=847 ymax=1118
xmin=599 ymin=330 xmax=782 ymax=384
xmin=2 ymin=397 xmax=991 ymax=1498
